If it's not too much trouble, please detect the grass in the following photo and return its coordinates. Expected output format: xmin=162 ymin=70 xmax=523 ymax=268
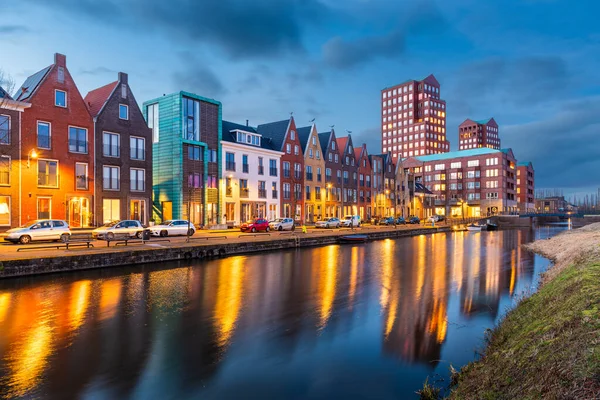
xmin=448 ymin=260 xmax=600 ymax=399
xmin=417 ymin=377 xmax=442 ymax=400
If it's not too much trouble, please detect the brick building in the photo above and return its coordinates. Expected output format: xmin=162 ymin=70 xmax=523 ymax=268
xmin=402 ymin=148 xmax=518 ymax=218
xmin=458 ymin=118 xmax=500 ymax=150
xmin=256 ymin=117 xmax=304 ymax=222
xmin=517 ymin=162 xmax=535 ymax=213
xmin=297 ymin=123 xmax=326 ymax=223
xmin=14 ymin=53 xmax=95 ymax=227
xmin=0 ymin=90 xmax=31 ymax=230
xmin=381 ymin=74 xmax=449 ymax=162
xmin=318 ymin=128 xmax=342 ymax=218
xmin=335 ymin=136 xmax=358 ymax=216
xmin=354 ymin=144 xmax=373 ymax=220
xmin=143 ymin=92 xmax=221 ymax=226
xmin=85 ymin=72 xmax=153 ymax=225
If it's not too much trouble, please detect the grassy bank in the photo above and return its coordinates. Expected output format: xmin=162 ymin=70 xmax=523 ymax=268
xmin=447 ymin=224 xmax=600 ymax=399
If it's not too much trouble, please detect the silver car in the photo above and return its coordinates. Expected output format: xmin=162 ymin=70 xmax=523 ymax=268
xmin=315 ymin=218 xmax=341 ymax=228
xmin=149 ymin=220 xmax=196 ymax=237
xmin=92 ymin=220 xmax=144 ymax=240
xmin=269 ymin=218 xmax=295 ymax=231
xmin=3 ymin=219 xmax=71 ymax=244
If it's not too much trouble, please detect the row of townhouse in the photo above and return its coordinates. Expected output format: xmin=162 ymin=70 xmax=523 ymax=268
xmin=0 ymin=54 xmax=152 ymax=231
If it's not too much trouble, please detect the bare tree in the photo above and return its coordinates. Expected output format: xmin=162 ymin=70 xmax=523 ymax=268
xmin=0 ymin=68 xmax=16 ymax=108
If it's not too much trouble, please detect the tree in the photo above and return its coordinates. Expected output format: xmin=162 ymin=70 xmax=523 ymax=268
xmin=0 ymin=68 xmax=16 ymax=107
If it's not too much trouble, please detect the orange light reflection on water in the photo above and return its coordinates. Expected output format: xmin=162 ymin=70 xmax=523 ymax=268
xmin=214 ymin=256 xmax=245 ymax=346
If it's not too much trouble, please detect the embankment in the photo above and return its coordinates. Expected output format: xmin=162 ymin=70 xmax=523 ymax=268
xmin=449 ymin=223 xmax=600 ymax=399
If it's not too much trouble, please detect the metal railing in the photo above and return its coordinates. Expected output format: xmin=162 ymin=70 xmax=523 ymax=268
xmin=226 ymin=162 xmax=236 ymax=171
xmin=69 ymin=139 xmax=88 ymax=154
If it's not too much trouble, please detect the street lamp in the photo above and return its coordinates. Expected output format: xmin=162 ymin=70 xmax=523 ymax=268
xmin=27 ymin=149 xmax=38 ymax=168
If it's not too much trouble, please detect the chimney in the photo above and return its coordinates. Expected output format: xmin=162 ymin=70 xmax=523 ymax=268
xmin=118 ymin=72 xmax=128 ymax=84
xmin=246 ymin=119 xmax=249 ymax=126
xmin=54 ymin=53 xmax=66 ymax=67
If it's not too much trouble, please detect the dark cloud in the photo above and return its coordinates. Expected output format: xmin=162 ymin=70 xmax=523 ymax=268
xmin=27 ymin=0 xmax=330 ymax=59
xmin=351 ymin=127 xmax=382 ymax=155
xmin=322 ymin=31 xmax=404 ymax=69
xmin=503 ymin=97 xmax=600 ymax=189
xmin=0 ymin=25 xmax=29 ymax=35
xmin=79 ymin=66 xmax=118 ymax=76
xmin=172 ymin=53 xmax=226 ymax=97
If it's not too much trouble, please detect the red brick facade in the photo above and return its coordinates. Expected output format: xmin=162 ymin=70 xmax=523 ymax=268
xmin=517 ymin=163 xmax=535 ymax=212
xmin=355 ymin=144 xmax=373 ymax=220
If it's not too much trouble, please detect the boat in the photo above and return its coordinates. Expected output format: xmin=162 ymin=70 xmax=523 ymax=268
xmin=486 ymin=223 xmax=499 ymax=231
xmin=338 ymin=234 xmax=368 ymax=243
xmin=466 ymin=224 xmax=483 ymax=231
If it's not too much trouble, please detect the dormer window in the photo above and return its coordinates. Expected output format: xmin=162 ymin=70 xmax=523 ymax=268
xmin=236 ymin=130 xmax=261 ymax=147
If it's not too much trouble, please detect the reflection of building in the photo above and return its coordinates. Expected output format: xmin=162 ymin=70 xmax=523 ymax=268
xmin=458 ymin=117 xmax=500 ymax=150
xmin=221 ymin=121 xmax=283 ymax=224
xmin=143 ymin=92 xmax=222 ymax=226
xmin=297 ymin=124 xmax=326 ymax=222
xmin=85 ymin=72 xmax=153 ymax=225
xmin=517 ymin=162 xmax=535 ymax=213
xmin=15 ymin=53 xmax=95 ymax=227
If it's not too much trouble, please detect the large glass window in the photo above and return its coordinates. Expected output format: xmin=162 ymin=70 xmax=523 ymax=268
xmin=103 ymin=166 xmax=120 ymax=190
xmin=102 ymin=199 xmax=120 ymax=223
xmin=0 ymin=115 xmax=10 ymax=145
xmin=0 ymin=156 xmax=9 ymax=185
xmin=269 ymin=159 xmax=277 ymax=176
xmin=183 ymin=97 xmax=200 ymax=141
xmin=75 ymin=163 xmax=88 ymax=190
xmin=103 ymin=132 xmax=120 ymax=157
xmin=188 ymin=145 xmax=202 ymax=161
xmin=38 ymin=159 xmax=58 ymax=187
xmin=37 ymin=121 xmax=51 ymax=149
xmin=130 ymin=168 xmax=145 ymax=191
xmin=0 ymin=195 xmax=9 ymax=225
xmin=68 ymin=126 xmax=87 ymax=153
xmin=225 ymin=152 xmax=235 ymax=171
xmin=147 ymin=103 xmax=159 ymax=143
xmin=130 ymin=136 xmax=145 ymax=160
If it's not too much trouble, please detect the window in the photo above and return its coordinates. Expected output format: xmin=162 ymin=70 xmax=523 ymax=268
xmin=283 ymin=183 xmax=291 ymax=200
xmin=467 ymin=160 xmax=479 ymax=167
xmin=316 ymin=150 xmax=320 ymax=159
xmin=119 ymin=104 xmax=129 ymax=120
xmin=294 ymin=163 xmax=301 ymax=179
xmin=309 ymin=148 xmax=313 ymax=158
xmin=188 ymin=173 xmax=201 ymax=188
xmin=103 ymin=132 xmax=120 ymax=157
xmin=290 ymin=130 xmax=295 ymax=140
xmin=306 ymin=165 xmax=313 ymax=181
xmin=312 ymin=136 xmax=316 ymax=145
xmin=183 ymin=97 xmax=200 ymax=141
xmin=188 ymin=145 xmax=202 ymax=161
xmin=317 ymin=167 xmax=322 ymax=182
xmin=103 ymin=166 xmax=120 ymax=190
xmin=226 ymin=177 xmax=233 ymax=196
xmin=38 ymin=159 xmax=58 ymax=187
xmin=121 ymin=84 xmax=127 ymax=99
xmin=53 ymin=90 xmax=67 ymax=108
xmin=0 ymin=156 xmax=9 ymax=185
xmin=283 ymin=162 xmax=290 ymax=178
xmin=130 ymin=168 xmax=145 ymax=191
xmin=332 ymin=141 xmax=336 ymax=150
xmin=75 ymin=163 xmax=88 ymax=190
xmin=242 ymin=154 xmax=249 ymax=173
xmin=239 ymin=179 xmax=249 ymax=198
xmin=258 ymin=181 xmax=266 ymax=198
xmin=306 ymin=185 xmax=311 ymax=200
xmin=37 ymin=121 xmax=51 ymax=149
xmin=294 ymin=145 xmax=299 ymax=155
xmin=450 ymin=162 xmax=461 ymax=169
xmin=286 ymin=144 xmax=291 ymax=154
xmin=147 ymin=103 xmax=160 ymax=143
xmin=294 ymin=183 xmax=302 ymax=200
xmin=37 ymin=197 xmax=51 ymax=219
xmin=434 ymin=163 xmax=445 ymax=171
xmin=272 ymin=182 xmax=278 ymax=199
xmin=269 ymin=159 xmax=278 ymax=176
xmin=486 ymin=192 xmax=498 ymax=199
xmin=208 ymin=149 xmax=217 ymax=163
xmin=0 ymin=115 xmax=9 ymax=145
xmin=57 ymin=67 xmax=65 ymax=83
xmin=225 ymin=152 xmax=235 ymax=171
xmin=68 ymin=127 xmax=87 ymax=153
xmin=102 ymin=199 xmax=120 ymax=223
xmin=0 ymin=195 xmax=9 ymax=225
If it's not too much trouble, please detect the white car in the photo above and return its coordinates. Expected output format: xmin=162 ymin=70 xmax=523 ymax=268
xmin=315 ymin=217 xmax=341 ymax=228
xmin=92 ymin=220 xmax=144 ymax=240
xmin=341 ymin=215 xmax=361 ymax=227
xmin=3 ymin=219 xmax=71 ymax=244
xmin=149 ymin=220 xmax=196 ymax=237
xmin=269 ymin=218 xmax=295 ymax=231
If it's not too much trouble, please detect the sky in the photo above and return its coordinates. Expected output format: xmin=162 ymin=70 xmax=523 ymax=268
xmin=1 ymin=0 xmax=599 ymax=196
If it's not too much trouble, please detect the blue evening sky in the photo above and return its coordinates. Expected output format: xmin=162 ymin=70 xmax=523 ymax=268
xmin=1 ymin=0 xmax=599 ymax=196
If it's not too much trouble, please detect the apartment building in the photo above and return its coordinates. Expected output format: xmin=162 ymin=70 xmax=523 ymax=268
xmin=297 ymin=124 xmax=326 ymax=222
xmin=517 ymin=162 xmax=535 ymax=213
xmin=458 ymin=118 xmax=500 ymax=150
xmin=143 ymin=92 xmax=221 ymax=226
xmin=354 ymin=144 xmax=373 ymax=220
xmin=85 ymin=72 xmax=153 ymax=225
xmin=221 ymin=120 xmax=283 ymax=224
xmin=318 ymin=128 xmax=343 ymax=218
xmin=336 ymin=136 xmax=359 ymax=216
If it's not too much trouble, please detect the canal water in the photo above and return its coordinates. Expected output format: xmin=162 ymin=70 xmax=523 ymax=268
xmin=0 ymin=227 xmax=563 ymax=399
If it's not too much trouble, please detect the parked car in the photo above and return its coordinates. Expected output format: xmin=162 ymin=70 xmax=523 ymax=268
xmin=378 ymin=217 xmax=395 ymax=225
xmin=269 ymin=218 xmax=295 ymax=231
xmin=341 ymin=215 xmax=361 ymax=227
xmin=92 ymin=220 xmax=144 ymax=240
xmin=395 ymin=216 xmax=406 ymax=225
xmin=315 ymin=217 xmax=341 ymax=229
xmin=428 ymin=214 xmax=445 ymax=222
xmin=3 ymin=219 xmax=71 ymax=244
xmin=409 ymin=216 xmax=420 ymax=224
xmin=240 ymin=218 xmax=270 ymax=233
xmin=149 ymin=220 xmax=196 ymax=237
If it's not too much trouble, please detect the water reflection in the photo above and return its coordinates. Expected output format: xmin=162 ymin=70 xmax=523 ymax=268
xmin=0 ymin=229 xmax=555 ymax=399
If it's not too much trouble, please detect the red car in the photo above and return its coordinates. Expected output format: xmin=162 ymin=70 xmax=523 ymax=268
xmin=240 ymin=218 xmax=270 ymax=233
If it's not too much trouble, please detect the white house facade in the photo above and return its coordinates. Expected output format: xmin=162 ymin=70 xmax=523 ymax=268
xmin=221 ymin=121 xmax=283 ymax=225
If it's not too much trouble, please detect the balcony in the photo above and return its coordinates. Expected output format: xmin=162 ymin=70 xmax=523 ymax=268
xmin=130 ymin=148 xmax=145 ymax=161
xmin=283 ymin=191 xmax=290 ymax=200
xmin=258 ymin=189 xmax=267 ymax=198
xmin=306 ymin=192 xmax=311 ymax=201
xmin=240 ymin=188 xmax=249 ymax=198
xmin=316 ymin=193 xmax=321 ymax=201
xmin=103 ymin=144 xmax=120 ymax=157
xmin=294 ymin=171 xmax=301 ymax=180
xmin=226 ymin=162 xmax=236 ymax=171
xmin=226 ymin=186 xmax=232 ymax=196
xmin=306 ymin=172 xmax=313 ymax=181
xmin=294 ymin=191 xmax=301 ymax=200
xmin=39 ymin=173 xmax=58 ymax=187
xmin=317 ymin=174 xmax=322 ymax=182
xmin=69 ymin=139 xmax=88 ymax=154
xmin=283 ymin=170 xmax=290 ymax=178
xmin=272 ymin=190 xmax=278 ymax=199
xmin=325 ymin=175 xmax=331 ymax=182
xmin=343 ymin=178 xmax=349 ymax=185
xmin=258 ymin=165 xmax=264 ymax=175
xmin=243 ymin=164 xmax=249 ymax=173
xmin=270 ymin=167 xmax=278 ymax=177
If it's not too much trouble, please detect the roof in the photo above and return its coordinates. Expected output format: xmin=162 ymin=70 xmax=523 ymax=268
xmin=297 ymin=125 xmax=312 ymax=152
xmin=222 ymin=120 xmax=279 ymax=151
xmin=256 ymin=119 xmax=290 ymax=151
xmin=14 ymin=65 xmax=52 ymax=101
xmin=517 ymin=161 xmax=533 ymax=167
xmin=353 ymin=147 xmax=362 ymax=160
xmin=415 ymin=182 xmax=434 ymax=195
xmin=336 ymin=137 xmax=349 ymax=154
xmin=84 ymin=81 xmax=118 ymax=117
xmin=318 ymin=132 xmax=330 ymax=155
xmin=474 ymin=118 xmax=492 ymax=125
xmin=0 ymin=86 xmax=11 ymax=99
xmin=413 ymin=147 xmax=502 ymax=162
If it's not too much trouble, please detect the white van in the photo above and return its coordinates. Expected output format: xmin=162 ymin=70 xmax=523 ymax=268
xmin=342 ymin=215 xmax=361 ymax=227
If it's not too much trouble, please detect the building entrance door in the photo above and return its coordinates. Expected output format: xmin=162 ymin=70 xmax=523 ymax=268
xmin=68 ymin=198 xmax=89 ymax=228
xmin=162 ymin=201 xmax=173 ymax=221
xmin=130 ymin=199 xmax=146 ymax=225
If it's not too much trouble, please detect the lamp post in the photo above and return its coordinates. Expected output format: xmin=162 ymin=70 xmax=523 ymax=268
xmin=26 ymin=149 xmax=38 ymax=168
